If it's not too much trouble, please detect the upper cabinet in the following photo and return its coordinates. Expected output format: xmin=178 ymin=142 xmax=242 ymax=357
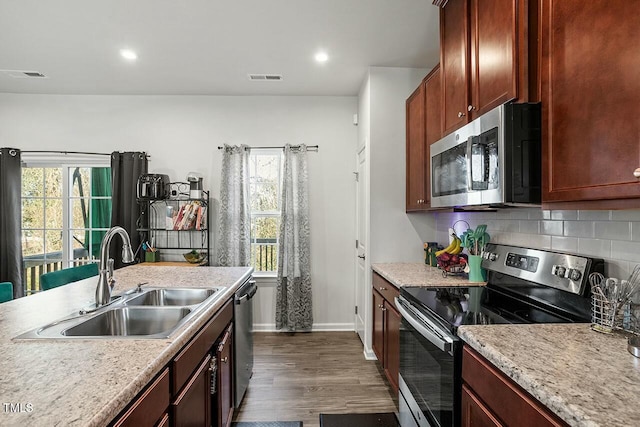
xmin=541 ymin=0 xmax=640 ymax=207
xmin=440 ymin=0 xmax=535 ymax=136
xmin=406 ymin=65 xmax=441 ymax=212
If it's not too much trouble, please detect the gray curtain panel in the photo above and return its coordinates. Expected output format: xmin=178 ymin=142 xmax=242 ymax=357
xmin=217 ymin=145 xmax=251 ymax=267
xmin=276 ymin=144 xmax=312 ymax=332
xmin=110 ymin=152 xmax=148 ymax=268
xmin=0 ymin=148 xmax=24 ymax=298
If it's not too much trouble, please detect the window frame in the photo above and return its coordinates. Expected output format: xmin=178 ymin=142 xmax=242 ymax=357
xmin=248 ymin=148 xmax=283 ymax=277
xmin=21 ymin=154 xmax=111 ymax=291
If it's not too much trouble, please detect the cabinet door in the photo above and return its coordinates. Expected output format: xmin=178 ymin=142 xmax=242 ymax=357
xmin=425 ymin=65 xmax=442 ymax=147
xmin=462 ymin=384 xmax=505 ymax=427
xmin=406 ymin=83 xmax=427 ymax=211
xmin=441 ymin=0 xmax=470 ymax=135
xmin=113 ymin=368 xmax=170 ymax=427
xmin=172 ymin=355 xmax=212 ymax=427
xmin=469 ymin=0 xmax=518 ymax=118
xmin=541 ymin=0 xmax=640 ymax=204
xmin=217 ymin=326 xmax=234 ymax=427
xmin=372 ymin=289 xmax=385 ymax=363
xmin=383 ymin=302 xmax=400 ymax=395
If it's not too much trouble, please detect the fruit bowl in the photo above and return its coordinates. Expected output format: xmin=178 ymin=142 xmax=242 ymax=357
xmin=436 ymin=252 xmax=468 ymax=277
xmin=183 ymin=250 xmax=207 ymax=265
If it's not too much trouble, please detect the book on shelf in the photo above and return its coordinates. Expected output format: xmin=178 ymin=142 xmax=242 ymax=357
xmin=172 ymin=200 xmax=203 ymax=230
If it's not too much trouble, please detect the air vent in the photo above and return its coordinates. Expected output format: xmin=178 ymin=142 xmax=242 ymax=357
xmin=248 ymin=74 xmax=283 ymax=81
xmin=0 ymin=70 xmax=48 ymax=79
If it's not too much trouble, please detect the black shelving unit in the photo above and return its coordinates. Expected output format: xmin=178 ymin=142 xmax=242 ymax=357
xmin=138 ymin=183 xmax=210 ymax=265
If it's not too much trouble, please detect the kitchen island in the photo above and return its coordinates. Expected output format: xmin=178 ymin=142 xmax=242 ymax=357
xmin=0 ymin=264 xmax=252 ymax=427
xmin=458 ymin=323 xmax=640 ymax=427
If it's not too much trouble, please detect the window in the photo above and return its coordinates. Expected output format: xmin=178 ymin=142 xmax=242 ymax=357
xmin=248 ymin=150 xmax=282 ymax=274
xmin=21 ymin=160 xmax=111 ymax=294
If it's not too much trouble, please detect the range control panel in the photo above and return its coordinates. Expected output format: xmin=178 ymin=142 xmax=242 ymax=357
xmin=505 ymin=253 xmax=539 ymax=272
xmin=481 ymin=244 xmax=600 ymax=295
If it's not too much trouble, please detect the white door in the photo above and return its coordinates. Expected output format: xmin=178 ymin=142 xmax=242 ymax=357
xmin=355 ymin=144 xmax=367 ymax=343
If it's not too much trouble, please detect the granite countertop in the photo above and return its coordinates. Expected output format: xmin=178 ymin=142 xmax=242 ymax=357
xmin=371 ymin=262 xmax=486 ymax=288
xmin=458 ymin=324 xmax=640 ymax=427
xmin=0 ymin=264 xmax=252 ymax=427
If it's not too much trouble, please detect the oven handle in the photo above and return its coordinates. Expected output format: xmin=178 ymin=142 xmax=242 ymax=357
xmin=395 ymin=296 xmax=456 ymax=354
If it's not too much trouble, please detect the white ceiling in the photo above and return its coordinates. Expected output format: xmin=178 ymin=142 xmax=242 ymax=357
xmin=0 ymin=0 xmax=440 ymax=96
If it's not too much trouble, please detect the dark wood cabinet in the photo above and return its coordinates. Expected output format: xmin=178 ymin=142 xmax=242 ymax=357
xmin=171 ymin=298 xmax=233 ymax=427
xmin=384 ymin=301 xmax=400 ymax=393
xmin=462 ymin=384 xmax=504 ymax=427
xmin=462 ymin=346 xmax=567 ymax=427
xmin=406 ymin=82 xmax=427 ymax=211
xmin=540 ymin=0 xmax=640 ymax=206
xmin=217 ymin=325 xmax=234 ymax=427
xmin=440 ymin=0 xmax=535 ymax=136
xmin=406 ymin=65 xmax=441 ymax=212
xmin=440 ymin=0 xmax=470 ymax=135
xmin=372 ymin=272 xmax=400 ymax=394
xmin=172 ymin=355 xmax=212 ymax=426
xmin=112 ymin=368 xmax=170 ymax=427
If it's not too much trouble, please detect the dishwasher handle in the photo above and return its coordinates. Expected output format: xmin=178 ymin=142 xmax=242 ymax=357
xmin=236 ymin=280 xmax=257 ymax=304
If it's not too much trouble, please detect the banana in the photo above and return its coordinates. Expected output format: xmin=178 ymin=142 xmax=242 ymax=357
xmin=435 ymin=235 xmax=462 ymax=257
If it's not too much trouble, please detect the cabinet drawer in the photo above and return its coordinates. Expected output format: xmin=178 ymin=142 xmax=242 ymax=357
xmin=172 ymin=298 xmax=233 ymax=395
xmin=112 ymin=368 xmax=170 ymax=427
xmin=372 ymin=272 xmax=400 ymax=304
xmin=462 ymin=346 xmax=567 ymax=427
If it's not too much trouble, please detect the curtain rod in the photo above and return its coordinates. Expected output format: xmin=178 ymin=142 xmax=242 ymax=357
xmin=21 ymin=150 xmax=150 ymax=158
xmin=217 ymin=145 xmax=318 ymax=152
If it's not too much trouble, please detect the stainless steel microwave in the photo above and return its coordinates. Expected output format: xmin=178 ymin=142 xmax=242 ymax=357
xmin=430 ymin=102 xmax=542 ymax=209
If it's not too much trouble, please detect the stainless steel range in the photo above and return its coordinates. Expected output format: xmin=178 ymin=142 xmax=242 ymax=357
xmin=395 ymin=244 xmax=604 ymax=427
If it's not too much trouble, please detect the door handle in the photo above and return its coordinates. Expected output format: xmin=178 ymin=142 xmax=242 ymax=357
xmin=358 ymin=254 xmax=365 ymax=260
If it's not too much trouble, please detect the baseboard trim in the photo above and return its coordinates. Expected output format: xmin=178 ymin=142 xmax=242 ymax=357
xmin=363 ymin=347 xmax=377 ymax=360
xmin=253 ymin=323 xmax=355 ymax=332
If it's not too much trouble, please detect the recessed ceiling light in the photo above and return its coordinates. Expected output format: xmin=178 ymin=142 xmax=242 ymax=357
xmin=120 ymin=49 xmax=138 ymax=61
xmin=315 ymin=51 xmax=329 ymax=63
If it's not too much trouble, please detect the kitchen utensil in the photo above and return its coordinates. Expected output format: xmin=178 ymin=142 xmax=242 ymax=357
xmin=473 ymin=225 xmax=487 ymax=254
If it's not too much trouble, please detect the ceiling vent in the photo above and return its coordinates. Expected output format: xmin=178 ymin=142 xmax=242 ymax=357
xmin=0 ymin=70 xmax=48 ymax=79
xmin=248 ymin=74 xmax=283 ymax=81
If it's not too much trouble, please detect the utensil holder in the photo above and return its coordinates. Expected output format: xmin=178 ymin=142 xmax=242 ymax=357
xmin=145 ymin=251 xmax=158 ymax=263
xmin=591 ymin=292 xmax=619 ymax=333
xmin=468 ymin=255 xmax=487 ymax=282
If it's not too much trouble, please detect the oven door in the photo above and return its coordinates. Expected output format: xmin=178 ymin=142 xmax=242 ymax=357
xmin=395 ymin=296 xmax=461 ymax=427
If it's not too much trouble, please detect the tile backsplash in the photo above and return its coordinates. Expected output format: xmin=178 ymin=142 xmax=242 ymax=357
xmin=432 ymin=209 xmax=640 ymax=280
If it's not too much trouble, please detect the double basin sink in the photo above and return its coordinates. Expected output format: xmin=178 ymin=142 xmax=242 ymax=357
xmin=17 ymin=287 xmax=224 ymax=339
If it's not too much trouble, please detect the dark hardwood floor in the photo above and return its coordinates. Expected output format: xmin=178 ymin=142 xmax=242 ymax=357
xmin=233 ymin=332 xmax=398 ymax=427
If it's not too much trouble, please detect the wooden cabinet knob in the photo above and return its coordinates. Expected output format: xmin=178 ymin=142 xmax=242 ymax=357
xmin=379 ymin=287 xmax=387 ymax=291
xmin=458 ymin=112 xmax=465 ymax=118
xmin=634 ymin=168 xmax=640 ymax=178
xmin=468 ymin=105 xmax=476 ymax=112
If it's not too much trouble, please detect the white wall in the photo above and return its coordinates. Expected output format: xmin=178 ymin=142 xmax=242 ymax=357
xmin=0 ymin=93 xmax=358 ymax=330
xmin=357 ymin=67 xmax=438 ymax=357
xmin=368 ymin=67 xmax=436 ymax=263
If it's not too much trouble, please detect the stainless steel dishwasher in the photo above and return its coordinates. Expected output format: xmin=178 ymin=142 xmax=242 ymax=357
xmin=234 ymin=278 xmax=257 ymax=408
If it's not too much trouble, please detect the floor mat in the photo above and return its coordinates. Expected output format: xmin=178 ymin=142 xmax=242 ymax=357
xmin=319 ymin=412 xmax=398 ymax=427
xmin=231 ymin=422 xmax=303 ymax=427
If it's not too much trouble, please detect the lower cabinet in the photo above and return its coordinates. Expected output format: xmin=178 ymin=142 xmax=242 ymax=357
xmin=172 ymin=354 xmax=212 ymax=426
xmin=172 ymin=298 xmax=234 ymax=427
xmin=462 ymin=345 xmax=567 ymax=427
xmin=372 ymin=272 xmax=400 ymax=394
xmin=112 ymin=368 xmax=170 ymax=427
xmin=216 ymin=324 xmax=234 ymax=427
xmin=111 ymin=297 xmax=235 ymax=427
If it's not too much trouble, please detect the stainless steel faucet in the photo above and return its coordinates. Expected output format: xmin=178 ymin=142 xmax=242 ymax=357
xmin=95 ymin=226 xmax=135 ymax=306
